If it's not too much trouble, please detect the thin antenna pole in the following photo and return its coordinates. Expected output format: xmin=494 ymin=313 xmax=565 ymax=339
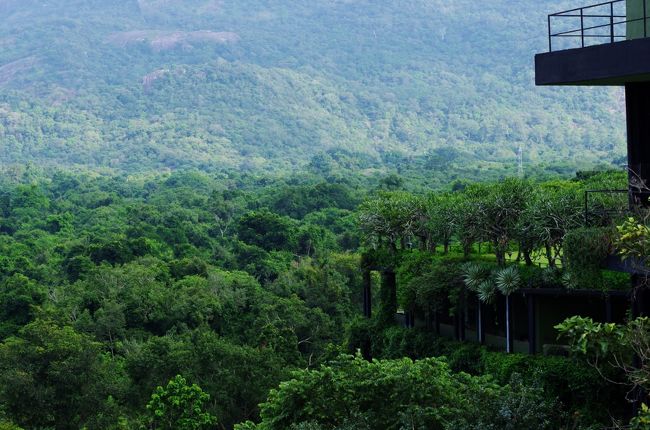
xmin=517 ymin=145 xmax=524 ymax=178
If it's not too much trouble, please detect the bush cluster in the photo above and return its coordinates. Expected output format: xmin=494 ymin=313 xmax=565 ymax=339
xmin=345 ymin=324 xmax=627 ymax=427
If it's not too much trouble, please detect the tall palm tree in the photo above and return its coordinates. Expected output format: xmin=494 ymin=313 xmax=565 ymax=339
xmin=463 ymin=263 xmax=496 ymax=344
xmin=495 ymin=266 xmax=521 ymax=353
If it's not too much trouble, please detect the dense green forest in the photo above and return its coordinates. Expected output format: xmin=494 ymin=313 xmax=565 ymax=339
xmin=0 ymin=0 xmax=625 ymax=181
xmin=0 ymin=169 xmax=648 ymax=429
xmin=1 ymin=1 xmax=648 ymax=429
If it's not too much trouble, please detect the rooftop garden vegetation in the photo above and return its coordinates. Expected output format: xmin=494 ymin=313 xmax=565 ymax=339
xmin=358 ymin=171 xmax=633 ymax=300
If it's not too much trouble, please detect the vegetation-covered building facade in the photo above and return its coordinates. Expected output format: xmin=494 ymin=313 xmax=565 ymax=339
xmin=360 ymin=0 xmax=650 ymax=356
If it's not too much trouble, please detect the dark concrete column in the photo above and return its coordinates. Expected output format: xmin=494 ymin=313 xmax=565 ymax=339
xmin=631 ymin=275 xmax=650 ymax=318
xmin=630 ymin=275 xmax=649 ymax=416
xmin=506 ymin=295 xmax=514 ymax=353
xmin=362 ymin=270 xmax=372 ymax=318
xmin=434 ymin=310 xmax=440 ymax=335
xmin=527 ymin=295 xmax=536 ymax=355
xmin=626 ymin=83 xmax=650 ymax=206
xmin=605 ymin=294 xmax=613 ymax=323
xmin=477 ymin=298 xmax=485 ymax=344
xmin=379 ymin=271 xmax=397 ymax=326
xmin=459 ymin=297 xmax=466 ymax=341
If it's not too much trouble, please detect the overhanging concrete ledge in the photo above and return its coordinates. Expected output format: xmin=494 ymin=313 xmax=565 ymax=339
xmin=535 ymin=37 xmax=650 ymax=86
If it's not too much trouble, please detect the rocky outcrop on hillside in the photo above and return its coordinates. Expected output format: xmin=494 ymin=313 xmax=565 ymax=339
xmin=106 ymin=30 xmax=239 ymax=52
xmin=0 ymin=57 xmax=39 ymax=86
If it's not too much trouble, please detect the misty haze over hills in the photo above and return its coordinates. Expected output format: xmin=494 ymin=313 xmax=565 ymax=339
xmin=0 ymin=0 xmax=626 ymax=177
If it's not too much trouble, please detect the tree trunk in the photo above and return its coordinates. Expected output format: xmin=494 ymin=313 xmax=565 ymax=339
xmin=495 ymin=240 xmax=505 ymax=266
xmin=545 ymin=243 xmax=554 ymax=267
xmin=524 ymin=249 xmax=533 ymax=266
xmin=462 ymin=242 xmax=471 ymax=258
xmin=429 ymin=240 xmax=437 ymax=254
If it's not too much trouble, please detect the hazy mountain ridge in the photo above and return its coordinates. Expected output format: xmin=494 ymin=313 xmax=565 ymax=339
xmin=0 ymin=0 xmax=626 ymax=175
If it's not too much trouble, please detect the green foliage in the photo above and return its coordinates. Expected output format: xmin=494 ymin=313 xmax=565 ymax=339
xmin=358 ymin=192 xmax=423 ymax=250
xmin=244 ymin=353 xmax=562 ymax=430
xmin=463 ymin=263 xmax=497 ymax=304
xmin=494 ymin=266 xmax=521 ymax=296
xmin=447 ymin=374 xmax=560 ymax=430
xmin=236 ymin=210 xmax=297 ymax=252
xmin=145 ymin=375 xmax=217 ymax=430
xmin=0 ymin=168 xmax=638 ymax=429
xmin=462 ymin=263 xmax=521 ymax=304
xmin=564 ymin=228 xmax=614 ymax=290
xmin=0 ymin=320 xmax=127 ymax=430
xmin=0 ymin=171 xmax=365 ymax=428
xmin=0 ymin=0 xmax=626 ymax=178
xmin=0 ymin=273 xmax=44 ymax=339
xmin=398 ymin=253 xmax=464 ymax=316
xmin=555 ymin=316 xmax=624 ymax=357
xmin=556 ymin=316 xmax=650 ymax=399
xmin=616 ymin=217 xmax=650 ymax=269
xmin=630 ymin=404 xmax=650 ymax=430
xmin=345 ymin=327 xmax=621 ymax=427
xmin=467 ymin=179 xmax=531 ymax=266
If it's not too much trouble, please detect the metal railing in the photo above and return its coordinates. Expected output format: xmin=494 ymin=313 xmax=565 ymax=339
xmin=548 ymin=0 xmax=648 ymax=52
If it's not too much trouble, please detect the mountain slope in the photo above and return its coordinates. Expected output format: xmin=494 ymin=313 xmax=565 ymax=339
xmin=0 ymin=0 xmax=626 ymax=174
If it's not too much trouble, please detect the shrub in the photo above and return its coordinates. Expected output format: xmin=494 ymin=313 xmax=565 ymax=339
xmin=346 ymin=324 xmax=625 ymax=427
xmin=145 ymin=375 xmax=217 ymax=430
xmin=564 ymin=228 xmax=614 ymax=290
xmin=344 ymin=316 xmax=375 ymax=359
xmin=244 ymin=354 xmax=561 ymax=430
xmin=480 ymin=350 xmax=624 ymax=425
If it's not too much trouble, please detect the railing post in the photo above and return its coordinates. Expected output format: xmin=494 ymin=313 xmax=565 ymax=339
xmin=642 ymin=0 xmax=648 ymax=37
xmin=584 ymin=191 xmax=589 ymax=226
xmin=611 ymin=2 xmax=615 ymax=43
xmin=580 ymin=8 xmax=585 ymax=47
xmin=548 ymin=15 xmax=552 ymax=51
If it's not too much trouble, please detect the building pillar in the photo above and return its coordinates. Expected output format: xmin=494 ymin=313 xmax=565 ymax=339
xmin=459 ymin=295 xmax=466 ymax=341
xmin=434 ymin=310 xmax=440 ymax=335
xmin=632 ymin=275 xmax=650 ymax=318
xmin=506 ymin=295 xmax=514 ymax=353
xmin=477 ymin=298 xmax=485 ymax=344
xmin=625 ymin=83 xmax=650 ymax=206
xmin=527 ymin=295 xmax=536 ymax=354
xmin=363 ymin=270 xmax=372 ymax=318
xmin=379 ymin=271 xmax=397 ymax=326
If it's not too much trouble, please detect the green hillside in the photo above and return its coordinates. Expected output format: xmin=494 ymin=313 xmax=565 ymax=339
xmin=0 ymin=0 xmax=626 ymax=176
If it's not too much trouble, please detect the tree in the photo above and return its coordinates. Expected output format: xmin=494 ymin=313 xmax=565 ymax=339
xmin=453 ymin=197 xmax=482 ymax=257
xmin=0 ymin=320 xmax=125 ymax=430
xmin=615 ymin=216 xmax=650 ymax=274
xmin=473 ymin=179 xmax=531 ymax=266
xmin=556 ymin=316 xmax=649 ymax=397
xmin=236 ymin=210 xmax=296 ymax=252
xmin=0 ymin=274 xmax=44 ymax=339
xmin=463 ymin=263 xmax=496 ymax=305
xmin=358 ymin=192 xmax=423 ymax=251
xmin=237 ymin=354 xmax=560 ymax=430
xmin=494 ymin=266 xmax=521 ymax=353
xmin=145 ymin=375 xmax=217 ymax=430
xmin=556 ymin=316 xmax=650 ymax=425
xmin=423 ymin=193 xmax=457 ymax=253
xmin=524 ymin=186 xmax=583 ymax=267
